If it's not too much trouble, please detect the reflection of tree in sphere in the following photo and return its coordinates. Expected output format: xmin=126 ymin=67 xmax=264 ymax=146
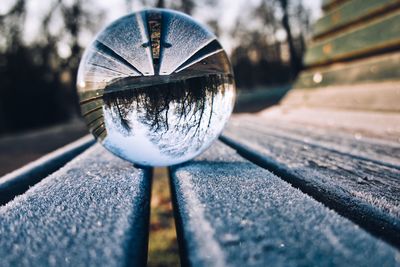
xmin=77 ymin=8 xmax=236 ymax=166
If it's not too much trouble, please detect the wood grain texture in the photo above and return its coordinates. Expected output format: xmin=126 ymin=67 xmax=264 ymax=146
xmin=0 ymin=144 xmax=151 ymax=267
xmin=170 ymin=141 xmax=399 ymax=267
xmin=286 ymin=82 xmax=400 ymax=112
xmin=78 ymin=89 xmax=104 ymax=101
xmin=80 ymin=99 xmax=104 ymax=114
xmin=252 ymin=106 xmax=400 ymax=142
xmin=221 ymin=114 xmax=400 ymax=247
xmin=322 ymin=0 xmax=349 ymax=12
xmin=304 ymin=10 xmax=400 ymax=66
xmin=315 ymin=0 xmax=400 ymax=38
xmin=295 ymin=52 xmax=400 ymax=88
xmin=0 ymin=135 xmax=94 ymax=205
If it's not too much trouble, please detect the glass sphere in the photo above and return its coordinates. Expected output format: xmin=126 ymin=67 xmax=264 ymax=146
xmin=77 ymin=9 xmax=236 ymax=166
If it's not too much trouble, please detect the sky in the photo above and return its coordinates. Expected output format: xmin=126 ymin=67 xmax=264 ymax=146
xmin=0 ymin=0 xmax=322 ymax=54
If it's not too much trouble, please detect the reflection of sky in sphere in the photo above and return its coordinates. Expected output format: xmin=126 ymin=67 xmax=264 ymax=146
xmin=77 ymin=9 xmax=236 ymax=166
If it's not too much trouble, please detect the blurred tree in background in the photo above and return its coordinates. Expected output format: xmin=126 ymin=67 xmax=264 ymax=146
xmin=0 ymin=0 xmax=314 ymax=135
xmin=0 ymin=0 xmax=103 ymax=134
xmin=231 ymin=0 xmax=311 ymax=88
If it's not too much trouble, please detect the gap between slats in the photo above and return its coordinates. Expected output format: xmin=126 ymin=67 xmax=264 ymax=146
xmin=0 ymin=135 xmax=95 ymax=206
xmin=220 ymin=135 xmax=400 ymax=249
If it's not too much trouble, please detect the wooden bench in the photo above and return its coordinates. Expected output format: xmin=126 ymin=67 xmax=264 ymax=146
xmin=1 ymin=129 xmax=398 ymax=266
xmin=171 ymin=140 xmax=399 ymax=266
xmin=1 ymin=1 xmax=400 ymax=266
xmin=0 ymin=140 xmax=151 ymax=266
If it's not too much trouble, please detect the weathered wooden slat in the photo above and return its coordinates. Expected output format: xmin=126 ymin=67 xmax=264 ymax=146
xmin=236 ymin=116 xmax=400 ymax=170
xmin=96 ymin=128 xmax=107 ymax=141
xmin=79 ymin=95 xmax=103 ymax=106
xmin=170 ymin=142 xmax=399 ymax=267
xmin=295 ymin=52 xmax=400 ymax=88
xmin=86 ymin=117 xmax=105 ymax=132
xmin=78 ymin=89 xmax=104 ymax=102
xmin=0 ymin=144 xmax=151 ymax=267
xmin=288 ymin=81 xmax=400 ymax=113
xmin=304 ymin=10 xmax=400 ymax=66
xmin=322 ymin=0 xmax=349 ymax=12
xmin=83 ymin=65 xmax=128 ymax=80
xmin=91 ymin=123 xmax=106 ymax=138
xmin=253 ymin=106 xmax=400 ymax=142
xmin=83 ymin=108 xmax=104 ymax=123
xmin=315 ymin=0 xmax=400 ymax=38
xmin=80 ymin=99 xmax=104 ymax=114
xmin=82 ymin=106 xmax=103 ymax=118
xmin=0 ymin=135 xmax=94 ymax=205
xmin=84 ymin=113 xmax=104 ymax=128
xmin=221 ymin=117 xmax=400 ymax=247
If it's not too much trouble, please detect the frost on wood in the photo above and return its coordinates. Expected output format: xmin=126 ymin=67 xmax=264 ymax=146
xmin=171 ymin=142 xmax=400 ymax=267
xmin=224 ymin=116 xmax=400 ymax=224
xmin=0 ymin=145 xmax=150 ymax=267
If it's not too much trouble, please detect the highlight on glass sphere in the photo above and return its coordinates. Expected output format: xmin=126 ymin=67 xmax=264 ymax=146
xmin=77 ymin=8 xmax=236 ymax=166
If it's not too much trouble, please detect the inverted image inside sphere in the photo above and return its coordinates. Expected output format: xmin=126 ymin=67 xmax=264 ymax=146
xmin=77 ymin=8 xmax=236 ymax=166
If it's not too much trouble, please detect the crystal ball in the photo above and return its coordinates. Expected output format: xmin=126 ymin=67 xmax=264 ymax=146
xmin=77 ymin=9 xmax=236 ymax=166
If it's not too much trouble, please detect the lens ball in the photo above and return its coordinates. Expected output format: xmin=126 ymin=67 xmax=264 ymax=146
xmin=77 ymin=9 xmax=236 ymax=166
